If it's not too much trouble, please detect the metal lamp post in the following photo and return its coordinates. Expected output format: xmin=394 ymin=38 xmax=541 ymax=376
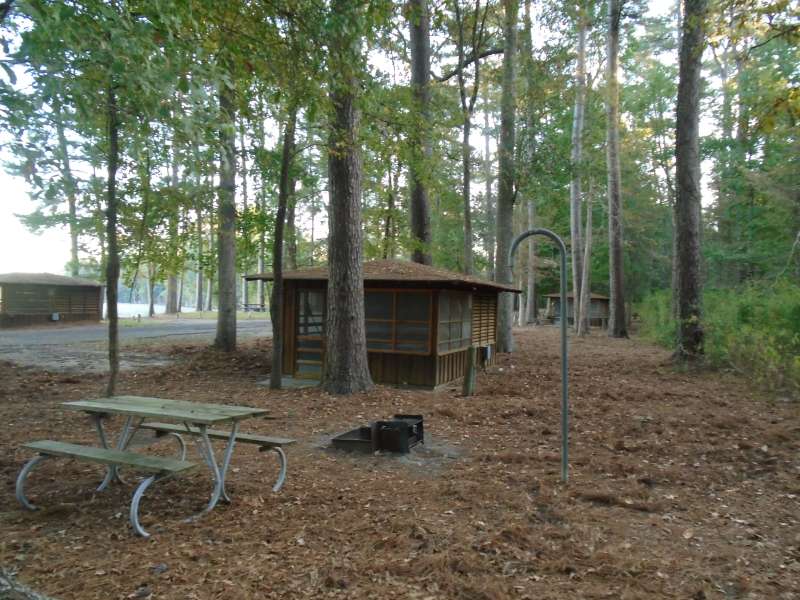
xmin=508 ymin=228 xmax=569 ymax=483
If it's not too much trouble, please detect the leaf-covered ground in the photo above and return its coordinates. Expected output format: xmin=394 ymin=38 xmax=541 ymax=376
xmin=1 ymin=328 xmax=798 ymax=599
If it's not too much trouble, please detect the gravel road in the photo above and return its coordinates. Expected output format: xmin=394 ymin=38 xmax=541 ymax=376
xmin=0 ymin=318 xmax=272 ymax=373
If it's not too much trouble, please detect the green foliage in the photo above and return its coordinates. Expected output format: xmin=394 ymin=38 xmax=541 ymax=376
xmin=639 ymin=281 xmax=800 ymax=397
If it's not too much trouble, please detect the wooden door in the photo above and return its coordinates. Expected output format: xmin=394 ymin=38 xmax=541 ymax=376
xmin=294 ymin=289 xmax=325 ymax=379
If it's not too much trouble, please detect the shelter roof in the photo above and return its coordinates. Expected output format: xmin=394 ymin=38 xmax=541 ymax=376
xmin=0 ymin=272 xmax=103 ymax=287
xmin=246 ymin=259 xmax=521 ymax=293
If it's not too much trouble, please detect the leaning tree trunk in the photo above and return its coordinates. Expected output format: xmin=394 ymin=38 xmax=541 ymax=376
xmin=322 ymin=0 xmax=373 ymax=394
xmin=215 ymin=82 xmax=237 ymax=351
xmin=495 ymin=0 xmax=518 ymax=353
xmin=606 ymin=0 xmax=627 ymax=337
xmin=408 ymin=0 xmax=433 ymax=265
xmin=270 ymin=104 xmax=297 ymax=390
xmin=570 ymin=5 xmax=587 ymax=331
xmin=674 ymin=0 xmax=708 ymax=360
xmin=577 ymin=192 xmax=593 ymax=336
xmin=105 ymin=83 xmax=120 ymax=397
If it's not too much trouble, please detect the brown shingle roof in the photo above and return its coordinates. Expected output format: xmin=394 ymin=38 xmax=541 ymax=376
xmin=246 ymin=259 xmax=521 ymax=292
xmin=0 ymin=272 xmax=103 ymax=287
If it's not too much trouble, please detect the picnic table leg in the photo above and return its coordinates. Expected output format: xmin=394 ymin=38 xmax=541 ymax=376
xmin=96 ymin=415 xmax=141 ymax=491
xmin=130 ymin=474 xmax=157 ymax=538
xmin=218 ymin=423 xmax=239 ymax=503
xmin=15 ymin=454 xmax=50 ymax=510
xmin=186 ymin=423 xmax=235 ymax=520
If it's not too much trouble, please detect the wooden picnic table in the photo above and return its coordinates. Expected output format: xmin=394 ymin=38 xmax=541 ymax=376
xmin=17 ymin=396 xmax=288 ymax=538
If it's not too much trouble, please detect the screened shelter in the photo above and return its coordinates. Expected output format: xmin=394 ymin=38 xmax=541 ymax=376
xmin=245 ymin=260 xmax=520 ymax=389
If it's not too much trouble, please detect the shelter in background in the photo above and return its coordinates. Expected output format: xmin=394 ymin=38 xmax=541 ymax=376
xmin=0 ymin=273 xmax=103 ymax=328
xmin=245 ymin=260 xmax=520 ymax=389
xmin=544 ymin=291 xmax=610 ymax=329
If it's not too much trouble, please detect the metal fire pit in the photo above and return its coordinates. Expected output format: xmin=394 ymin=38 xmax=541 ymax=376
xmin=332 ymin=414 xmax=423 ymax=454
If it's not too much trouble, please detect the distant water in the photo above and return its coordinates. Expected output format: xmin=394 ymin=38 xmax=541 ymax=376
xmin=109 ymin=303 xmax=200 ymax=318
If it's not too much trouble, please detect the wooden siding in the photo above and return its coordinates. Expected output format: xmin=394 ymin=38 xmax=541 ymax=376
xmin=0 ymin=284 xmax=102 ymax=327
xmin=367 ymin=352 xmax=435 ymax=387
xmin=471 ymin=293 xmax=497 ymax=345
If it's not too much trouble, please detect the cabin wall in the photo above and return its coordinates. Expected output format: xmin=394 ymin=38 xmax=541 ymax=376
xmin=0 ymin=284 xmax=102 ymax=328
xmin=281 ymin=280 xmax=502 ymax=388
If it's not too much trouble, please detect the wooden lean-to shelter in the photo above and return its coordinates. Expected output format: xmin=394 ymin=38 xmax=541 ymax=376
xmin=544 ymin=291 xmax=610 ymax=329
xmin=245 ymin=260 xmax=520 ymax=389
xmin=0 ymin=273 xmax=104 ymax=328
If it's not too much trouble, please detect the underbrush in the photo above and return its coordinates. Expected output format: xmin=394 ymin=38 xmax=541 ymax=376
xmin=638 ymin=280 xmax=800 ymax=398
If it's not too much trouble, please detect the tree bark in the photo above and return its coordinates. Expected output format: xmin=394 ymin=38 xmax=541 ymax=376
xmin=570 ymin=5 xmax=587 ymax=330
xmin=408 ymin=0 xmax=433 ymax=264
xmin=483 ymin=95 xmax=495 ymax=278
xmin=461 ymin=116 xmax=474 ymax=274
xmin=522 ymin=0 xmax=537 ymax=325
xmin=239 ymin=116 xmax=250 ymax=308
xmin=105 ymin=83 xmax=120 ymax=396
xmin=323 ymin=0 xmax=373 ymax=394
xmin=215 ymin=83 xmax=237 ymax=351
xmin=577 ymin=192 xmax=593 ymax=336
xmin=606 ymin=0 xmax=627 ymax=337
xmin=195 ymin=203 xmax=204 ymax=312
xmin=495 ymin=0 xmax=518 ymax=353
xmin=674 ymin=0 xmax=708 ymax=360
xmin=524 ymin=197 xmax=537 ymax=323
xmin=147 ymin=263 xmax=156 ymax=318
xmin=270 ymin=103 xmax=297 ymax=390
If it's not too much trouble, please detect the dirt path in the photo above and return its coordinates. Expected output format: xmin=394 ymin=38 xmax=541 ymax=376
xmin=0 ymin=319 xmax=271 ymax=373
xmin=0 ymin=329 xmax=798 ymax=599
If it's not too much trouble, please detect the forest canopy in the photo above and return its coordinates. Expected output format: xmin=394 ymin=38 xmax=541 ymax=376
xmin=0 ymin=0 xmax=798 ymax=393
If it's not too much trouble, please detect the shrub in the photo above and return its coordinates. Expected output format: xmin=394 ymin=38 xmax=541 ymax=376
xmin=638 ymin=280 xmax=800 ymax=397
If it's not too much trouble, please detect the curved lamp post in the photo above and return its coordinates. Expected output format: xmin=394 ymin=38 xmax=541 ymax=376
xmin=508 ymin=228 xmax=569 ymax=483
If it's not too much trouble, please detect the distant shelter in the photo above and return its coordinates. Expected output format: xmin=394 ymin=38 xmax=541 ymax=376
xmin=0 ymin=273 xmax=103 ymax=328
xmin=544 ymin=291 xmax=610 ymax=329
xmin=246 ymin=260 xmax=520 ymax=389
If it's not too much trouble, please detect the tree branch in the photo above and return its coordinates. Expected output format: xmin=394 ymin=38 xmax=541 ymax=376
xmin=434 ymin=46 xmax=503 ymax=82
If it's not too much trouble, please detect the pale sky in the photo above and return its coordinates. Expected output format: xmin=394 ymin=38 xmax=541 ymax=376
xmin=0 ymin=167 xmax=72 ymax=273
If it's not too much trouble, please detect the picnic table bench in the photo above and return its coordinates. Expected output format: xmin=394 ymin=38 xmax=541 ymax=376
xmin=15 ymin=396 xmax=295 ymax=538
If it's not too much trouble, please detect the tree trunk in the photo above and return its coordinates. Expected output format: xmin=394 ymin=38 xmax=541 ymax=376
xmin=495 ymin=0 xmax=518 ymax=353
xmin=462 ymin=117 xmax=473 ymax=274
xmin=205 ymin=273 xmax=214 ymax=312
xmin=147 ymin=263 xmax=156 ymax=318
xmin=570 ymin=6 xmax=587 ymax=330
xmin=270 ymin=104 xmax=297 ymax=390
xmin=606 ymin=0 xmax=627 ymax=337
xmin=54 ymin=102 xmax=80 ymax=277
xmin=408 ymin=0 xmax=433 ymax=264
xmin=105 ymin=83 xmax=120 ymax=397
xmin=524 ymin=197 xmax=537 ymax=323
xmin=577 ymin=192 xmax=593 ymax=336
xmin=522 ymin=0 xmax=537 ymax=325
xmin=382 ymin=160 xmax=396 ymax=259
xmin=674 ymin=0 xmax=708 ymax=360
xmin=323 ymin=0 xmax=373 ymax=394
xmin=239 ymin=116 xmax=250 ymax=308
xmin=483 ymin=96 xmax=495 ymax=278
xmin=215 ymin=83 xmax=237 ymax=351
xmin=195 ymin=202 xmax=204 ymax=312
